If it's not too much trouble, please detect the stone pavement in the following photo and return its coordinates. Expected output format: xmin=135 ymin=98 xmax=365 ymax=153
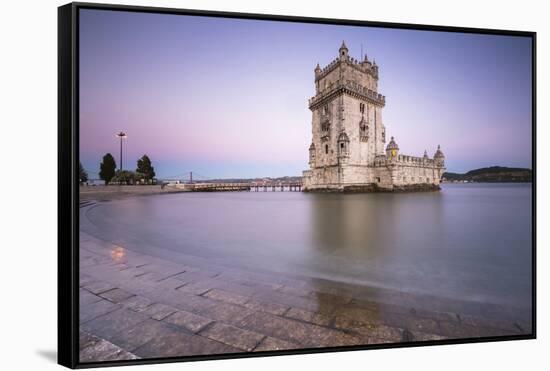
xmin=79 ymin=231 xmax=531 ymax=363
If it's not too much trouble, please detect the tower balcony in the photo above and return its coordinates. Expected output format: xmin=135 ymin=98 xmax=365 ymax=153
xmin=309 ymin=79 xmax=385 ymax=110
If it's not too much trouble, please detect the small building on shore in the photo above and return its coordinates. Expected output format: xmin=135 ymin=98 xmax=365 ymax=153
xmin=302 ymin=42 xmax=446 ymax=192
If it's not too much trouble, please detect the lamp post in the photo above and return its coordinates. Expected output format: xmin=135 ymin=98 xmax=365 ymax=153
xmin=115 ymin=131 xmax=127 ymax=172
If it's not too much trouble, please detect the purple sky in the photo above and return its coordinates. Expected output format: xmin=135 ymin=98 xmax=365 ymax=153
xmin=79 ymin=9 xmax=532 ymax=179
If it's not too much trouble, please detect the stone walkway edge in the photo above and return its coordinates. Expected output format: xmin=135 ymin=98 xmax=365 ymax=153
xmin=79 ymin=230 xmax=530 ymax=363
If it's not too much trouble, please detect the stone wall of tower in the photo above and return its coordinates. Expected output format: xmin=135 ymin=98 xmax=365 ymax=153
xmin=340 ymin=165 xmax=374 ymax=184
xmin=303 ymin=166 xmax=340 ymax=187
xmin=316 ymin=70 xmax=340 ymax=95
xmin=370 ymin=155 xmax=445 ymax=190
xmin=310 ymin=101 xmax=338 ymax=168
xmin=338 ymin=57 xmax=379 ymax=92
xmin=311 ymin=63 xmax=343 ymax=169
xmin=302 ymin=156 xmax=446 ymax=190
xmin=340 ymin=95 xmax=385 ymax=166
xmin=310 ymin=58 xmax=385 ymax=171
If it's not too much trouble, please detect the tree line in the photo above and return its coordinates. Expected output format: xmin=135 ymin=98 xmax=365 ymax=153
xmin=79 ymin=154 xmax=156 ymax=185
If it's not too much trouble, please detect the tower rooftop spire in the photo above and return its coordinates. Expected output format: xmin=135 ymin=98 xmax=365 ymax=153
xmin=340 ymin=40 xmax=348 ymax=50
xmin=434 ymin=145 xmax=445 ymax=159
xmin=339 ymin=41 xmax=349 ymax=60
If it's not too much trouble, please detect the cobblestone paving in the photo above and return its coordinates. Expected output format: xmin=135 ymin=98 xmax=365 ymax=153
xmin=79 ymin=230 xmax=531 ymax=363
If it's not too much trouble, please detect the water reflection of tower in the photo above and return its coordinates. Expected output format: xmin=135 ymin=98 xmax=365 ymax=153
xmin=307 ymin=192 xmax=447 ymax=309
xmin=309 ymin=194 xmax=386 ymax=259
xmin=307 ymin=193 xmax=391 ymax=308
xmin=308 ymin=192 xmax=446 ymax=278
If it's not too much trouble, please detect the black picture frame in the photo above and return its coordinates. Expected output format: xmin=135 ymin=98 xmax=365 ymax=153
xmin=58 ymin=2 xmax=537 ymax=369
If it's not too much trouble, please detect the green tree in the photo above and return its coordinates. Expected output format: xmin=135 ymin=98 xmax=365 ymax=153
xmin=99 ymin=153 xmax=116 ymax=185
xmin=136 ymin=154 xmax=156 ymax=181
xmin=79 ymin=162 xmax=88 ymax=184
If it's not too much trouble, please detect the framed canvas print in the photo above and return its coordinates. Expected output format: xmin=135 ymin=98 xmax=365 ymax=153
xmin=58 ymin=2 xmax=536 ymax=368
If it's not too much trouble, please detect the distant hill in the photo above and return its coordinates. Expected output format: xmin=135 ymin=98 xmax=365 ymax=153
xmin=443 ymin=166 xmax=532 ymax=183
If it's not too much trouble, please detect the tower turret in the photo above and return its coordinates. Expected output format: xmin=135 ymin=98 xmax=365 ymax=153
xmin=309 ymin=142 xmax=316 ymax=165
xmin=434 ymin=145 xmax=445 ymax=166
xmin=314 ymin=63 xmax=321 ymax=77
xmin=372 ymin=58 xmax=379 ymax=77
xmin=362 ymin=53 xmax=372 ymax=68
xmin=339 ymin=41 xmax=349 ymax=61
xmin=386 ymin=136 xmax=399 ymax=160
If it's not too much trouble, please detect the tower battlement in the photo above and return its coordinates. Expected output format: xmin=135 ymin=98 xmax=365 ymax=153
xmin=315 ymin=41 xmax=379 ymax=83
xmin=315 ymin=55 xmax=379 ymax=82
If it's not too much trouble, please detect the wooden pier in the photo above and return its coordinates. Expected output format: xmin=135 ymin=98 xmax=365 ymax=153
xmin=249 ymin=183 xmax=302 ymax=192
xmin=165 ymin=181 xmax=302 ymax=192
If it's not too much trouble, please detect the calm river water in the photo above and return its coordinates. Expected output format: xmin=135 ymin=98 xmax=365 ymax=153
xmin=82 ymin=183 xmax=532 ymax=310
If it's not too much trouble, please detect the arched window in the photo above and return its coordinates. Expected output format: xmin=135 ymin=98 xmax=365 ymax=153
xmin=309 ymin=143 xmax=316 ymax=165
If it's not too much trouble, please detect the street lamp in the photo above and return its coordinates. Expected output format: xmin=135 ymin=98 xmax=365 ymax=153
xmin=115 ymin=131 xmax=127 ymax=171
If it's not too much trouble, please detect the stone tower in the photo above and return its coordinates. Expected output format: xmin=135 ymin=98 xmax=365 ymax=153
xmin=303 ymin=42 xmax=445 ymax=192
xmin=307 ymin=41 xmax=387 ymax=186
